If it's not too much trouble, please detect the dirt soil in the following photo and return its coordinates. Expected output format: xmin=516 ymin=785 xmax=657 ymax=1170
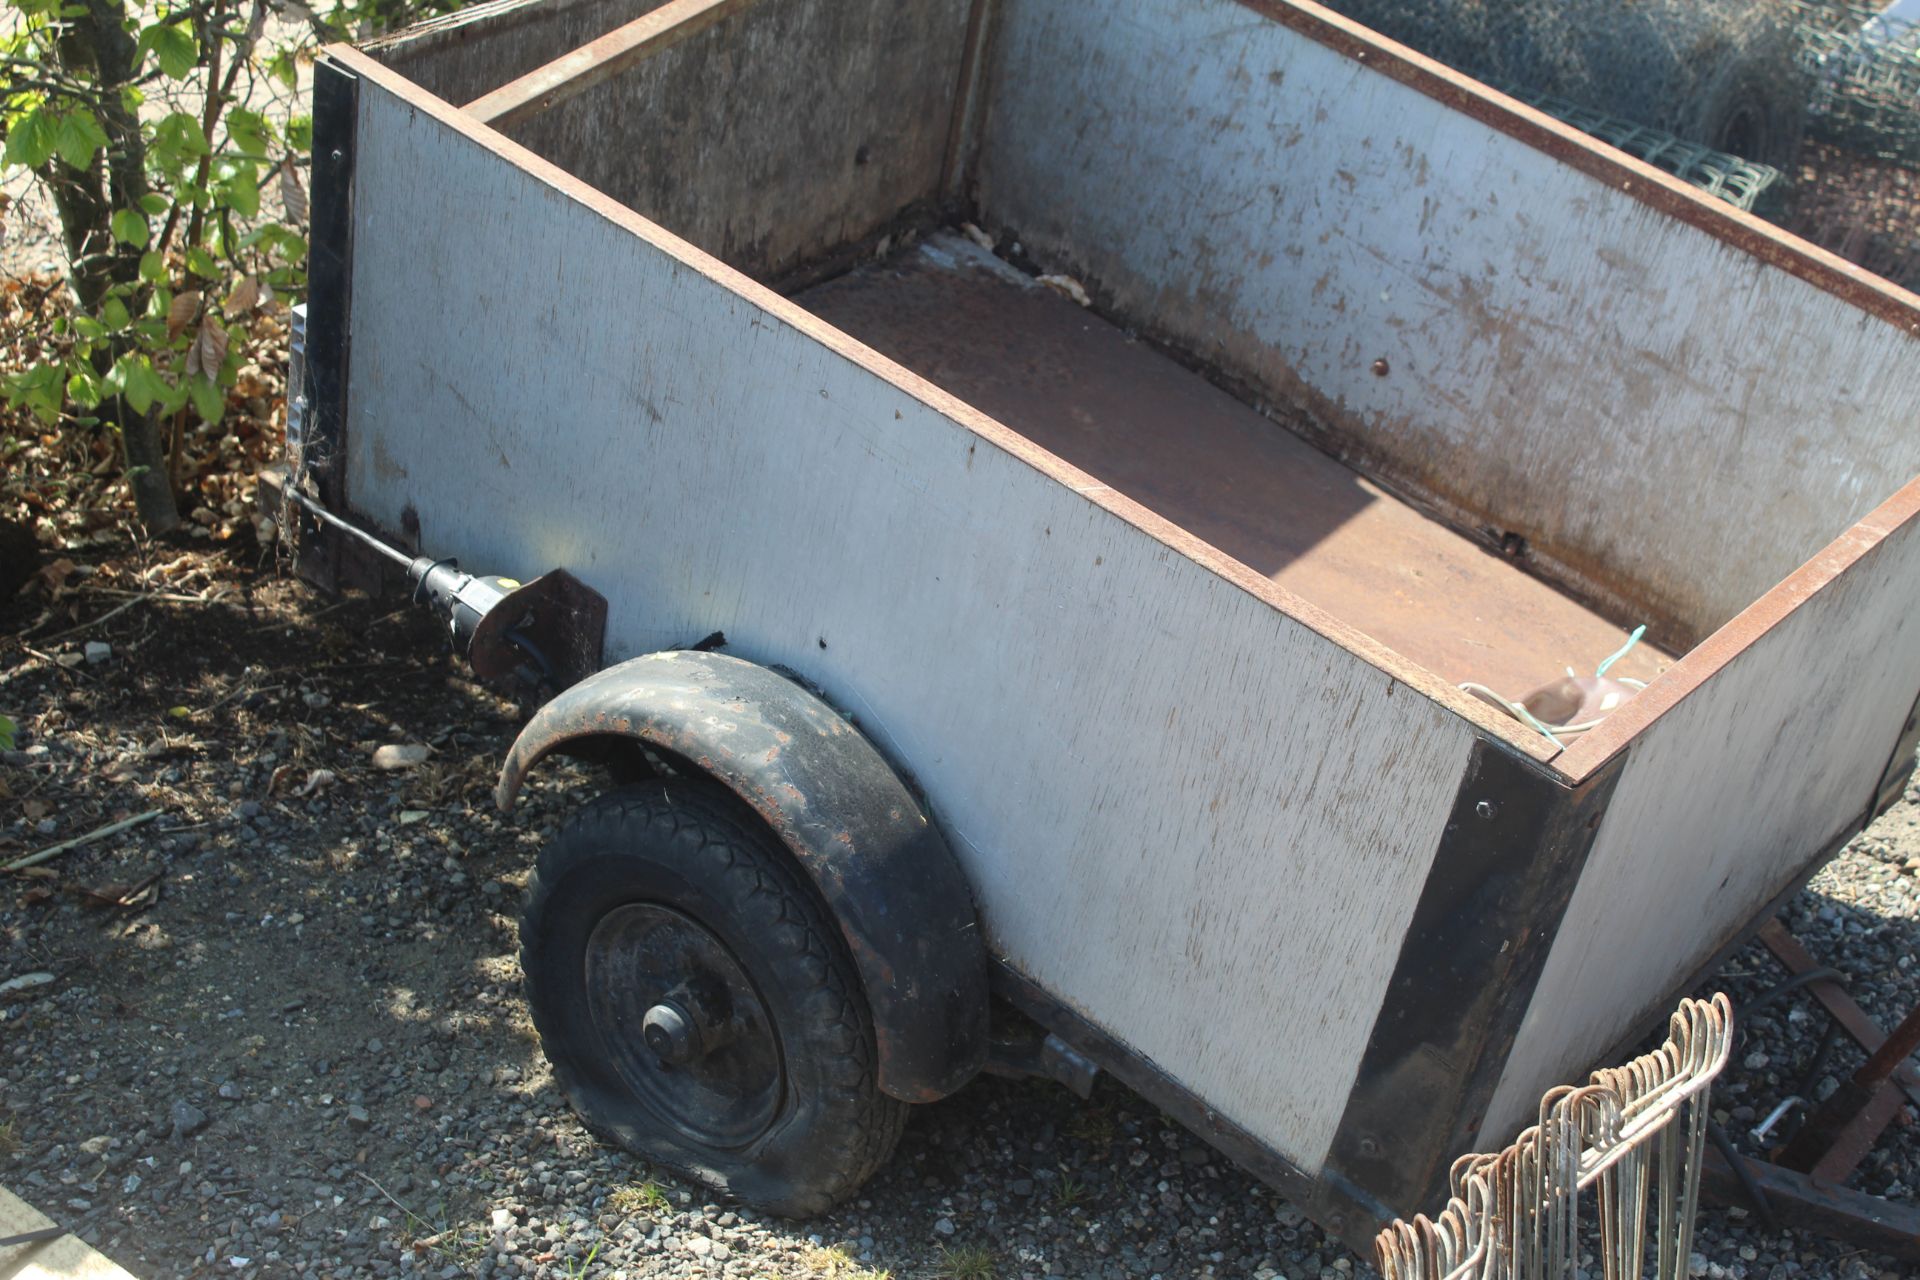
xmin=1 ymin=536 xmax=1918 ymax=1280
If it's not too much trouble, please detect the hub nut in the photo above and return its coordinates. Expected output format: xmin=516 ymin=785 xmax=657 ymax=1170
xmin=642 ymin=1002 xmax=699 ymax=1066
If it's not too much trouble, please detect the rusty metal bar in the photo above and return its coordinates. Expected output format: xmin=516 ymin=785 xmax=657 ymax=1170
xmin=463 ymin=0 xmax=763 ymax=130
xmin=1777 ymin=1000 xmax=1920 ymax=1175
xmin=1757 ymin=918 xmax=1920 ymax=1109
xmin=1702 ymin=1147 xmax=1920 ymax=1260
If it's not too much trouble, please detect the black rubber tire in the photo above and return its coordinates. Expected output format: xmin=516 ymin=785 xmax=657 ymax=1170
xmin=520 ymin=781 xmax=907 ymax=1216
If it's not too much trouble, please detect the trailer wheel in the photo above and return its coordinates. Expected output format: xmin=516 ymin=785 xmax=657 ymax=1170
xmin=520 ymin=781 xmax=907 ymax=1215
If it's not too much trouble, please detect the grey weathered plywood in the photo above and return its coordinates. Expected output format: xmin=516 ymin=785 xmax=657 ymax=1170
xmin=975 ymin=0 xmax=1920 ymax=648
xmin=334 ymin=50 xmax=1498 ymax=1172
xmin=485 ymin=0 xmax=973 ymax=282
xmin=464 ymin=0 xmax=763 ymax=129
xmin=364 ymin=0 xmax=664 ymax=109
xmin=1482 ymin=481 xmax=1920 ymax=1141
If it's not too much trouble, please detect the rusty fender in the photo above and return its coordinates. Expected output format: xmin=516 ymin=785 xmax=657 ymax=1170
xmin=495 ymin=649 xmax=988 ymax=1103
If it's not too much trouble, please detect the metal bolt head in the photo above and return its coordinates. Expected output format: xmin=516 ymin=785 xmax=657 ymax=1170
xmin=642 ymin=1002 xmax=698 ymax=1066
xmin=1358 ymin=1135 xmax=1382 ymax=1158
xmin=1475 ymin=800 xmax=1498 ymax=820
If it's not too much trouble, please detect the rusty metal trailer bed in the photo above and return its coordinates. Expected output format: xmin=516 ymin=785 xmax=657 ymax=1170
xmin=283 ymin=0 xmax=1920 ymax=1253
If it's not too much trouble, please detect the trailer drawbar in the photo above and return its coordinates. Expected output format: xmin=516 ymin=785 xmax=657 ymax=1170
xmin=281 ymin=486 xmax=606 ymax=694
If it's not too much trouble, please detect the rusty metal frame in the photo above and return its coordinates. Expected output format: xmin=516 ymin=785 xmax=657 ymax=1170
xmin=1691 ymin=917 xmax=1920 ymax=1260
xmin=1759 ymin=918 xmax=1920 ymax=1111
xmin=1702 ymin=1149 xmax=1920 ymax=1260
xmin=494 ymin=649 xmax=991 ymax=1104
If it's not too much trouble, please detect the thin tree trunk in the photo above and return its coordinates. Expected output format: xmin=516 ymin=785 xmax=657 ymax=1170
xmin=123 ymin=408 xmax=181 ymax=534
xmin=51 ymin=0 xmax=177 ymax=534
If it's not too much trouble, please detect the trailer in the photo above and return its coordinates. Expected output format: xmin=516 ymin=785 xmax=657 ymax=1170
xmin=279 ymin=0 xmax=1920 ymax=1254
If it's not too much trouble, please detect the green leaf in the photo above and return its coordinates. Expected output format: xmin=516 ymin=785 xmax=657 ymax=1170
xmin=102 ymin=296 xmax=131 ymax=331
xmin=53 ymin=108 xmax=109 ymax=170
xmin=138 ymin=20 xmax=198 ymax=80
xmin=137 ymin=252 xmax=166 ymax=283
xmin=71 ymin=314 xmax=107 ymax=341
xmin=226 ymin=109 xmax=271 ymax=159
xmin=110 ymin=353 xmax=169 ymax=415
xmin=138 ymin=193 xmax=169 ymax=215
xmin=68 ymin=367 xmax=105 ymax=409
xmin=184 ymin=246 xmax=219 ymax=279
xmin=218 ymin=170 xmax=260 ymax=219
xmin=285 ymin=115 xmax=313 ymax=152
xmin=150 ymin=112 xmax=209 ymax=180
xmin=110 ymin=206 xmax=150 ymax=248
xmin=0 ymin=715 xmax=15 ymax=752
xmin=158 ymin=376 xmax=190 ymax=416
xmin=187 ymin=374 xmax=225 ymax=425
xmin=266 ymin=50 xmax=299 ymax=92
xmin=4 ymin=363 xmax=64 ymax=424
xmin=2 ymin=105 xmax=56 ymax=170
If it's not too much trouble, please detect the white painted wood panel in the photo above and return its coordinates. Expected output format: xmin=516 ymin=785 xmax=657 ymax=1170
xmin=976 ymin=0 xmax=1920 ymax=647
xmin=336 ymin=60 xmax=1485 ymax=1173
xmin=1483 ymin=492 xmax=1920 ymax=1140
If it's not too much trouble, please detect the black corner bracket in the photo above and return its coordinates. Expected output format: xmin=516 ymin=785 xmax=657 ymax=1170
xmin=1314 ymin=736 xmax=1626 ymax=1252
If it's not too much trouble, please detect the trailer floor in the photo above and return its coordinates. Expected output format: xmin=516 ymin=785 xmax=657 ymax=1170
xmin=797 ymin=233 xmax=1672 ymax=700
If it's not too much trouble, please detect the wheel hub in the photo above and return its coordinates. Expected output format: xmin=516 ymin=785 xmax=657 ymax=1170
xmin=642 ymin=1000 xmax=699 ymax=1065
xmin=583 ymin=903 xmax=783 ymax=1149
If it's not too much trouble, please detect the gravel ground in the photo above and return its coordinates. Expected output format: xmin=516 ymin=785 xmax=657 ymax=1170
xmin=1 ymin=543 xmax=1918 ymax=1280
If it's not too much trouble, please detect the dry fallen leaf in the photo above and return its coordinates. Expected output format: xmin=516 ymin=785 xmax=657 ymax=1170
xmin=186 ymin=313 xmax=230 ymax=379
xmin=280 ymin=160 xmax=308 ymax=226
xmin=33 ymin=557 xmax=76 ymax=598
xmin=225 ymin=276 xmax=261 ymax=317
xmin=167 ymin=290 xmax=202 ymax=341
xmin=295 ymin=768 xmax=337 ymax=797
xmin=371 ymin=744 xmax=431 ymax=770
xmin=1039 ymin=274 xmax=1091 ymax=307
xmin=242 ymin=0 xmax=267 ymax=55
xmin=77 ymin=872 xmax=162 ymax=911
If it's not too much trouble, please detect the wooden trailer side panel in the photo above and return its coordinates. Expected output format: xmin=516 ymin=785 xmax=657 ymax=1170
xmin=382 ymin=0 xmax=973 ymax=283
xmin=974 ymin=0 xmax=1920 ymax=650
xmin=333 ymin=58 xmax=1484 ymax=1174
xmin=364 ymin=0 xmax=662 ymax=108
xmin=1483 ymin=483 xmax=1920 ymax=1142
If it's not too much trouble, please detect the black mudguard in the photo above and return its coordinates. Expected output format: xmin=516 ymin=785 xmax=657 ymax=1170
xmin=496 ymin=650 xmax=989 ymax=1102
